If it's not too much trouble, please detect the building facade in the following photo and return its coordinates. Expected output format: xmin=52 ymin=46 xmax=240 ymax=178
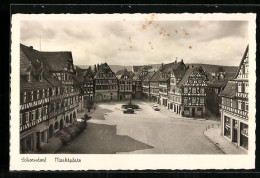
xmin=118 ymin=69 xmax=133 ymax=100
xmin=82 ymin=69 xmax=94 ymax=106
xmin=150 ymin=60 xmax=186 ymax=106
xmin=94 ymin=63 xmax=118 ymax=101
xmin=220 ymin=45 xmax=249 ymax=150
xmin=20 ymin=44 xmax=80 ymax=153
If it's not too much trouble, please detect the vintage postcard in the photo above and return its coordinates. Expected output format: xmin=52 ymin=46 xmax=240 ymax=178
xmin=10 ymin=13 xmax=256 ymax=170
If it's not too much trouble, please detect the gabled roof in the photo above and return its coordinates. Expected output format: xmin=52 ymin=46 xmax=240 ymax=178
xmin=176 ymin=66 xmax=206 ymax=87
xmin=234 ymin=45 xmax=249 ymax=79
xmin=40 ymin=51 xmax=74 ymax=73
xmin=150 ymin=61 xmax=185 ymax=82
xmin=20 ymin=44 xmax=63 ymax=88
xmin=219 ymin=81 xmax=236 ymax=98
xmin=94 ymin=63 xmax=116 ymax=78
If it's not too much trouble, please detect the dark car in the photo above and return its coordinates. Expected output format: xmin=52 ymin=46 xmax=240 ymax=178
xmin=123 ymin=108 xmax=135 ymax=114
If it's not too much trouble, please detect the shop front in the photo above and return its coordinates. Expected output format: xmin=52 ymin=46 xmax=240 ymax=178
xmin=240 ymin=122 xmax=248 ymax=150
xmin=224 ymin=116 xmax=231 ymax=139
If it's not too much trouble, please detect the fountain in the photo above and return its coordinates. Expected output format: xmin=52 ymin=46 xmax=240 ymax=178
xmin=121 ymin=97 xmax=140 ymax=109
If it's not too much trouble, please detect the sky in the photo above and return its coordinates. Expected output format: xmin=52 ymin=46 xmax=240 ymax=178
xmin=20 ymin=17 xmax=249 ymax=66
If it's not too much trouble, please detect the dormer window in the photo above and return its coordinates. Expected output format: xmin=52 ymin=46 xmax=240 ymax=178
xmin=27 ymin=73 xmax=31 ymax=82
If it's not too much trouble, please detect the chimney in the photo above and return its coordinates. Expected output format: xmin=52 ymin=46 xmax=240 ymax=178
xmin=175 ymin=57 xmax=177 ymax=63
xmin=29 ymin=46 xmax=33 ymax=49
xmin=181 ymin=59 xmax=183 ymax=62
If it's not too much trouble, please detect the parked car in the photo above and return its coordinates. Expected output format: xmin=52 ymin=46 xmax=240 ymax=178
xmin=152 ymin=105 xmax=160 ymax=111
xmin=123 ymin=108 xmax=135 ymax=114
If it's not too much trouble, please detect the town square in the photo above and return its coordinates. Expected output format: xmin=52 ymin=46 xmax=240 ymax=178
xmin=18 ymin=15 xmax=250 ymax=155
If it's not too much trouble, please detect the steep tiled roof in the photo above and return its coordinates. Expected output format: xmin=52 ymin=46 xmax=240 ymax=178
xmin=208 ymin=80 xmax=228 ymax=88
xmin=41 ymin=51 xmax=74 ymax=72
xmin=172 ymin=70 xmax=186 ymax=80
xmin=143 ymin=71 xmax=156 ymax=82
xmin=132 ymin=66 xmax=145 ymax=80
xmin=20 ymin=44 xmax=63 ymax=88
xmin=94 ymin=63 xmax=116 ymax=78
xmin=151 ymin=61 xmax=185 ymax=82
xmin=219 ymin=81 xmax=236 ymax=98
xmin=176 ymin=68 xmax=195 ymax=87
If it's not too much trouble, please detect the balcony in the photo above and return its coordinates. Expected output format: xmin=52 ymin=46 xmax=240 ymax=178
xmin=221 ymin=105 xmax=248 ymax=119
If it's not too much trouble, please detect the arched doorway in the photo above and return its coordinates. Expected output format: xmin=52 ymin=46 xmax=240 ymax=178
xmin=60 ymin=119 xmax=64 ymax=130
xmin=49 ymin=124 xmax=54 ymax=139
xmin=54 ymin=122 xmax=59 ymax=130
xmin=66 ymin=116 xmax=69 ymax=123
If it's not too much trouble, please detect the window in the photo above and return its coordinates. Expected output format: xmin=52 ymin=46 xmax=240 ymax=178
xmin=47 ymin=88 xmax=49 ymax=97
xmin=192 ymin=97 xmax=196 ymax=104
xmin=23 ymin=92 xmax=27 ymax=103
xmin=200 ymin=97 xmax=204 ymax=104
xmin=184 ymin=87 xmax=188 ymax=93
xmin=198 ymin=79 xmax=202 ymax=83
xmin=42 ymin=89 xmax=45 ymax=98
xmin=31 ymin=91 xmax=34 ymax=101
xmin=189 ymin=79 xmax=193 ymax=83
xmin=20 ymin=114 xmax=22 ymax=125
xmin=37 ymin=90 xmax=39 ymax=100
xmin=25 ymin=112 xmax=29 ymax=123
xmin=238 ymin=101 xmax=242 ymax=110
xmin=245 ymin=82 xmax=249 ymax=93
xmin=184 ymin=97 xmax=188 ymax=104
xmin=238 ymin=82 xmax=242 ymax=92
xmin=200 ymin=88 xmax=204 ymax=94
xmin=31 ymin=110 xmax=35 ymax=121
xmin=27 ymin=74 xmax=31 ymax=82
xmin=245 ymin=102 xmax=249 ymax=111
xmin=192 ymin=87 xmax=196 ymax=94
xmin=38 ymin=108 xmax=42 ymax=118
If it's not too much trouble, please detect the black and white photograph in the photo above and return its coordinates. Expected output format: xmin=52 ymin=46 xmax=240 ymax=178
xmin=10 ymin=13 xmax=256 ymax=170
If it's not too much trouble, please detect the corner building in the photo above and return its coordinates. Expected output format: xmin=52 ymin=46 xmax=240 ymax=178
xmin=220 ymin=45 xmax=249 ymax=150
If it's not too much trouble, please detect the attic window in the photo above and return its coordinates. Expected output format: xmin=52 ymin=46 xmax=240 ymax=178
xmin=27 ymin=74 xmax=31 ymax=82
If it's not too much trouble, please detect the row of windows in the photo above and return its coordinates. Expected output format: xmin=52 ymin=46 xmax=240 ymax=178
xmin=188 ymin=78 xmax=202 ymax=84
xmin=119 ymin=81 xmax=132 ymax=85
xmin=120 ymin=86 xmax=132 ymax=91
xmin=21 ymin=86 xmax=78 ymax=104
xmin=222 ymin=98 xmax=249 ymax=111
xmin=49 ymin=96 xmax=78 ymax=112
xmin=20 ymin=106 xmax=48 ymax=125
xmin=183 ymin=97 xmax=204 ymax=104
xmin=95 ymin=79 xmax=117 ymax=84
xmin=237 ymin=82 xmax=249 ymax=93
xmin=96 ymin=85 xmax=117 ymax=90
xmin=183 ymin=87 xmax=205 ymax=94
xmin=83 ymin=82 xmax=93 ymax=87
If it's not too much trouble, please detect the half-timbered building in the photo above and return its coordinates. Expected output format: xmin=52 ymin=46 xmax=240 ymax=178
xmin=169 ymin=66 xmax=208 ymax=117
xmin=20 ymin=44 xmax=80 ymax=153
xmin=150 ymin=60 xmax=186 ymax=106
xmin=118 ymin=69 xmax=133 ymax=100
xmin=94 ymin=63 xmax=118 ymax=101
xmin=20 ymin=45 xmax=52 ymax=153
xmin=82 ymin=69 xmax=94 ymax=105
xmin=220 ymin=45 xmax=249 ymax=150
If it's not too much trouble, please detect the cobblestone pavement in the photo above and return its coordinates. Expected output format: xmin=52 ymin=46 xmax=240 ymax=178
xmin=57 ymin=100 xmax=224 ymax=154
